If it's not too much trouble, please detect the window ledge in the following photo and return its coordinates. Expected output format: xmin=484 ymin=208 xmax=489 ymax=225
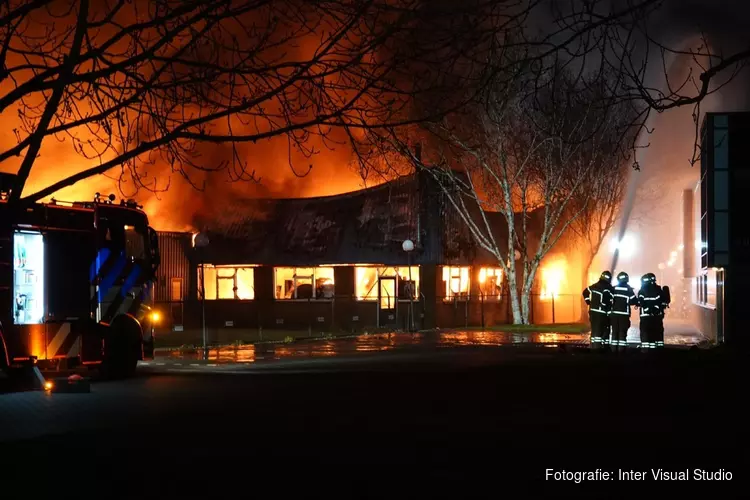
xmin=694 ymin=302 xmax=717 ymax=311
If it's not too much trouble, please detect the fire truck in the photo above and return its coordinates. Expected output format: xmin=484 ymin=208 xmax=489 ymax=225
xmin=0 ymin=172 xmax=160 ymax=380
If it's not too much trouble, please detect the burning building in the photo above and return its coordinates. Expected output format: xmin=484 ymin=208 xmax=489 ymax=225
xmin=152 ymin=170 xmax=585 ymax=333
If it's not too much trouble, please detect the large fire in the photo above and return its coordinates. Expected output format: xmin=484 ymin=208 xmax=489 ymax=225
xmin=540 ymin=259 xmax=566 ymax=300
xmin=9 ymin=142 xmax=372 ymax=232
xmin=0 ymin=1 xmax=400 ymax=232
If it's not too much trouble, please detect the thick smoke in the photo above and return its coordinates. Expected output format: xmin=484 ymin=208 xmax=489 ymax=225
xmin=0 ymin=1 xmax=381 ymax=231
xmin=592 ymin=0 xmax=750 ymax=322
xmin=7 ymin=0 xmax=750 ymax=236
xmin=10 ymin=122 xmax=367 ymax=232
xmin=135 ymin=126 xmax=367 ymax=231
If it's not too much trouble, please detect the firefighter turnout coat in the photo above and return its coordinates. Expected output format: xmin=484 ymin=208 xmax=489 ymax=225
xmin=609 ymin=283 xmax=638 ymax=349
xmin=582 ymin=280 xmax=614 ymax=345
xmin=612 ymin=284 xmax=638 ymax=317
xmin=583 ymin=280 xmax=614 ymax=315
xmin=637 ymin=283 xmax=668 ymax=348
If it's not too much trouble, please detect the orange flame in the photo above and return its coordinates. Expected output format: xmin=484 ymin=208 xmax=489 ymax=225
xmin=540 ymin=259 xmax=566 ymax=300
xmin=0 ymin=4 xmax=386 ymax=232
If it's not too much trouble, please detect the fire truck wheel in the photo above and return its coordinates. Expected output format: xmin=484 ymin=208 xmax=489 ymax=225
xmin=101 ymin=315 xmax=141 ymax=380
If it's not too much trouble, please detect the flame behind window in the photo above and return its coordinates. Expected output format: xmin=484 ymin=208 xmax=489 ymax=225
xmin=540 ymin=261 xmax=566 ymax=300
xmin=442 ymin=266 xmax=470 ymax=300
xmin=355 ymin=266 xmax=419 ymax=300
xmin=199 ymin=265 xmax=255 ymax=300
xmin=478 ymin=267 xmax=503 ymax=299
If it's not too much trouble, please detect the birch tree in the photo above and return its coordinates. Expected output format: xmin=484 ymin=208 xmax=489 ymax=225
xmin=404 ymin=63 xmax=632 ymax=324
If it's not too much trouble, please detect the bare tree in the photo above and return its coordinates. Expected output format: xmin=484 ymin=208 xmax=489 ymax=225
xmin=604 ymin=1 xmax=750 ymax=164
xmin=1 ymin=0 xmax=737 ymax=212
xmin=0 ymin=0 xmax=503 ymax=206
xmin=506 ymin=1 xmax=750 ymax=167
xmin=396 ymin=60 xmax=630 ymax=324
xmin=567 ymin=153 xmax=628 ymax=282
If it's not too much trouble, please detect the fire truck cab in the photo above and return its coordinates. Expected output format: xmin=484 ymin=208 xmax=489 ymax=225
xmin=1 ymin=175 xmax=160 ymax=379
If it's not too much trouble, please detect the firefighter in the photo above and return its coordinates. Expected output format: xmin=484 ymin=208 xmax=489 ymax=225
xmin=582 ymin=271 xmax=614 ymax=351
xmin=610 ymin=272 xmax=638 ymax=353
xmin=656 ymin=276 xmax=671 ymax=349
xmin=637 ymin=273 xmax=668 ymax=352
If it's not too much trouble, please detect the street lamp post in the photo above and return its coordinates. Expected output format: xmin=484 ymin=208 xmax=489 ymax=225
xmin=402 ymin=239 xmax=415 ymax=332
xmin=194 ymin=232 xmax=210 ymax=360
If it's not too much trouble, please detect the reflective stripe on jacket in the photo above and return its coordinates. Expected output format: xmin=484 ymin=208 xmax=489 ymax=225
xmin=638 ymin=284 xmax=666 ymax=317
xmin=583 ymin=280 xmax=614 ymax=314
xmin=612 ymin=284 xmax=638 ymax=316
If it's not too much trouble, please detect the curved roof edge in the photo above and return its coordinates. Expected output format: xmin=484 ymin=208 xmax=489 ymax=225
xmin=233 ymin=173 xmax=416 ymax=205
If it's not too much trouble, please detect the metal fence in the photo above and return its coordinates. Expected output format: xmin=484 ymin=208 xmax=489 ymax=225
xmin=153 ymin=293 xmax=585 ymax=333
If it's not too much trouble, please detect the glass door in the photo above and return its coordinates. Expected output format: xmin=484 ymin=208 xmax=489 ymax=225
xmin=377 ymin=276 xmax=397 ymax=328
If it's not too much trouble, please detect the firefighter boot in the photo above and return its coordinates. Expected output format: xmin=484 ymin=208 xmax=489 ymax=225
xmin=609 ymin=318 xmax=619 ymax=353
xmin=613 ymin=317 xmax=630 ymax=353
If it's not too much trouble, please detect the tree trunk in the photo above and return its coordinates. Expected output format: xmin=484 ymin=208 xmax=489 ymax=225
xmin=520 ymin=287 xmax=531 ymax=324
xmin=507 ymin=266 xmax=523 ymax=324
xmin=520 ymin=265 xmax=539 ymax=324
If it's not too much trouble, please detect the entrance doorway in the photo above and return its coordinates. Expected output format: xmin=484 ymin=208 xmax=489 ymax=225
xmin=377 ymin=276 xmax=397 ymax=328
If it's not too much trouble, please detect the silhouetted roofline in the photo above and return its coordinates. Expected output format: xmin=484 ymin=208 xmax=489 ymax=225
xmin=232 ymin=173 xmax=417 ymax=205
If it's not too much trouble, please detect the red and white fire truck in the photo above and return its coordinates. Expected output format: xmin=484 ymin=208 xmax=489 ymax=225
xmin=0 ymin=173 xmax=160 ymax=380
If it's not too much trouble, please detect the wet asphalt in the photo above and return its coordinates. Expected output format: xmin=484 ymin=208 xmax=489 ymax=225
xmin=0 ymin=334 xmax=744 ymax=498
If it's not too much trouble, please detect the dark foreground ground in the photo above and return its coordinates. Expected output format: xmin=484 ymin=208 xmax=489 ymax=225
xmin=0 ymin=344 xmax=746 ymax=498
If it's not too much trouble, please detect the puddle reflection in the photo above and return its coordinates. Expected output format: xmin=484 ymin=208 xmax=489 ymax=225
xmin=168 ymin=330 xmax=588 ymax=364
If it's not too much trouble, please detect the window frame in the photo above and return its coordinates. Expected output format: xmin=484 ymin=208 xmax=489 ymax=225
xmin=442 ymin=266 xmax=470 ymax=302
xmin=693 ymin=269 xmax=717 ymax=309
xmin=354 ymin=266 xmax=420 ymax=302
xmin=274 ymin=266 xmax=336 ymax=301
xmin=198 ymin=264 xmax=256 ymax=301
xmin=478 ymin=267 xmax=503 ymax=300
xmin=123 ymin=224 xmax=147 ymax=261
xmin=170 ymin=278 xmax=183 ymax=301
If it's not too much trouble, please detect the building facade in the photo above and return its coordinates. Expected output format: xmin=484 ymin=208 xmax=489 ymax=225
xmin=683 ymin=112 xmax=750 ymax=347
xmin=153 ymin=171 xmax=585 ymax=332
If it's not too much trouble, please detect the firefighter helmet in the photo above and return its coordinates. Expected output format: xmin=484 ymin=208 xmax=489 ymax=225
xmin=617 ymin=272 xmax=629 ymax=284
xmin=600 ymin=270 xmax=612 ymax=282
xmin=641 ymin=272 xmax=657 ymax=284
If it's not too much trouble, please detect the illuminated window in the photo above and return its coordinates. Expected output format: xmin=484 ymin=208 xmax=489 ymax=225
xmin=478 ymin=268 xmax=503 ymax=298
xmin=198 ymin=265 xmax=255 ymax=300
xmin=442 ymin=266 xmax=470 ymax=301
xmin=355 ymin=267 xmax=378 ymax=300
xmin=275 ymin=267 xmax=335 ymax=300
xmin=540 ymin=261 xmax=566 ymax=300
xmin=355 ymin=266 xmax=419 ymax=301
xmin=13 ymin=231 xmax=45 ymax=325
xmin=170 ymin=278 xmax=183 ymax=301
xmin=706 ymin=269 xmax=717 ymax=306
xmin=694 ymin=269 xmax=716 ymax=308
